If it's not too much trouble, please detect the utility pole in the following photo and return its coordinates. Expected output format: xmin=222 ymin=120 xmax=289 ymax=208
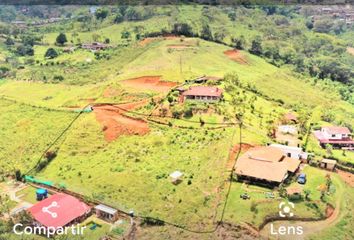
xmin=179 ymin=54 xmax=182 ymax=84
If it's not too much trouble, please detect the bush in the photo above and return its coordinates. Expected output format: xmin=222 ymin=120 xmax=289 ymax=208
xmin=56 ymin=33 xmax=67 ymax=45
xmin=45 ymin=48 xmax=58 ymax=59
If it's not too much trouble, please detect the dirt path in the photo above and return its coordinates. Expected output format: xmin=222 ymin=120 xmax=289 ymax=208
xmin=337 ymin=169 xmax=354 ymax=187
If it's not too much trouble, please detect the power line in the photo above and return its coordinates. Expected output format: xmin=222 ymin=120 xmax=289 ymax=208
xmin=23 ymin=101 xmax=243 ymax=235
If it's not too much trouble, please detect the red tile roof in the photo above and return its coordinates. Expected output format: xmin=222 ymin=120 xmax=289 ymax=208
xmin=28 ymin=193 xmax=90 ymax=228
xmin=182 ymin=86 xmax=223 ymax=97
xmin=284 ymin=112 xmax=298 ymax=122
xmin=322 ymin=126 xmax=351 ymax=135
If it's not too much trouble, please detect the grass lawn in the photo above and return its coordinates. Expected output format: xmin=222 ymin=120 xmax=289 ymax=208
xmin=224 ymin=166 xmax=340 ymax=228
xmin=78 ymin=216 xmax=112 ymax=240
xmin=15 ymin=185 xmax=51 ymax=204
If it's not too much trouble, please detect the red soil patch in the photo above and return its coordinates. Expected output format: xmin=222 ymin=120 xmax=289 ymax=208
xmin=224 ymin=49 xmax=249 ymax=64
xmin=93 ymin=101 xmax=149 ymax=142
xmin=139 ymin=38 xmax=156 ymax=47
xmin=347 ymin=47 xmax=354 ymax=56
xmin=326 ymin=204 xmax=335 ymax=218
xmin=227 ymin=143 xmax=254 ymax=170
xmin=120 ymin=76 xmax=177 ymax=93
xmin=103 ymin=87 xmax=122 ymax=97
xmin=337 ymin=169 xmax=354 ymax=187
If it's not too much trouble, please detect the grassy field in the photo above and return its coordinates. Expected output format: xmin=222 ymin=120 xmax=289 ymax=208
xmin=35 ymin=113 xmax=237 ymax=228
xmin=0 ymin=98 xmax=76 ymax=174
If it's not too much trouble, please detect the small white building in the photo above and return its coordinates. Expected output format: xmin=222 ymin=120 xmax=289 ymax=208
xmin=320 ymin=159 xmax=337 ymax=171
xmin=270 ymin=144 xmax=308 ymax=160
xmin=170 ymin=171 xmax=183 ymax=184
xmin=278 ymin=125 xmax=298 ymax=135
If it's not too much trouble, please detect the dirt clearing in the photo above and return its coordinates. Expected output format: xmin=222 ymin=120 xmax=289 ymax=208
xmin=224 ymin=49 xmax=249 ymax=64
xmin=227 ymin=143 xmax=254 ymax=170
xmin=93 ymin=102 xmax=149 ymax=142
xmin=120 ymin=76 xmax=177 ymax=93
xmin=139 ymin=38 xmax=156 ymax=47
xmin=347 ymin=47 xmax=354 ymax=56
xmin=337 ymin=169 xmax=354 ymax=187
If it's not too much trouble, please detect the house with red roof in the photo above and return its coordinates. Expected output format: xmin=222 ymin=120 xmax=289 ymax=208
xmin=234 ymin=146 xmax=301 ymax=186
xmin=314 ymin=126 xmax=354 ymax=149
xmin=28 ymin=193 xmax=91 ymax=229
xmin=179 ymin=86 xmax=223 ymax=103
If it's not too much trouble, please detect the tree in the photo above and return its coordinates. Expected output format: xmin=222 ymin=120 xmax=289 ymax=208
xmin=56 ymin=33 xmax=67 ymax=45
xmin=249 ymin=36 xmax=262 ymax=55
xmin=95 ymin=8 xmax=109 ymax=20
xmin=114 ymin=12 xmax=124 ymax=23
xmin=232 ymin=35 xmax=246 ymax=50
xmin=200 ymin=24 xmax=213 ymax=41
xmin=313 ymin=18 xmax=333 ymax=33
xmin=121 ymin=30 xmax=131 ymax=40
xmin=172 ymin=23 xmax=193 ymax=37
xmin=125 ymin=7 xmax=142 ymax=21
xmin=325 ymin=174 xmax=332 ymax=191
xmin=16 ymin=45 xmax=33 ymax=56
xmin=45 ymin=48 xmax=58 ymax=59
xmin=303 ymin=189 xmax=311 ymax=200
xmin=5 ymin=37 xmax=14 ymax=45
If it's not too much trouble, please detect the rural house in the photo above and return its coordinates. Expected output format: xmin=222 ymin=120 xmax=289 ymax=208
xmin=313 ymin=126 xmax=354 ymax=149
xmin=270 ymin=144 xmax=308 ymax=161
xmin=283 ymin=112 xmax=298 ymax=124
xmin=95 ymin=204 xmax=119 ymax=222
xmin=82 ymin=42 xmax=109 ymax=51
xmin=234 ymin=146 xmax=301 ymax=186
xmin=179 ymin=86 xmax=223 ymax=103
xmin=28 ymin=193 xmax=91 ymax=229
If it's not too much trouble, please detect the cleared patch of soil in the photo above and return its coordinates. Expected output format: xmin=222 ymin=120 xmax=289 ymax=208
xmin=139 ymin=38 xmax=156 ymax=47
xmin=120 ymin=76 xmax=177 ymax=93
xmin=326 ymin=204 xmax=334 ymax=218
xmin=224 ymin=49 xmax=249 ymax=64
xmin=103 ymin=87 xmax=123 ymax=97
xmin=347 ymin=47 xmax=354 ymax=56
xmin=337 ymin=169 xmax=354 ymax=187
xmin=227 ymin=143 xmax=254 ymax=170
xmin=93 ymin=102 xmax=149 ymax=142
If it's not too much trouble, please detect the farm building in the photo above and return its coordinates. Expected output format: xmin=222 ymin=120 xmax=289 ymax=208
xmin=270 ymin=144 xmax=308 ymax=160
xmin=94 ymin=204 xmax=119 ymax=222
xmin=313 ymin=126 xmax=354 ymax=149
xmin=82 ymin=42 xmax=109 ymax=51
xmin=320 ymin=159 xmax=337 ymax=171
xmin=179 ymin=86 xmax=223 ymax=103
xmin=277 ymin=125 xmax=297 ymax=135
xmin=28 ymin=193 xmax=90 ymax=228
xmin=170 ymin=171 xmax=183 ymax=184
xmin=283 ymin=112 xmax=298 ymax=124
xmin=234 ymin=146 xmax=301 ymax=186
xmin=286 ymin=186 xmax=302 ymax=199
